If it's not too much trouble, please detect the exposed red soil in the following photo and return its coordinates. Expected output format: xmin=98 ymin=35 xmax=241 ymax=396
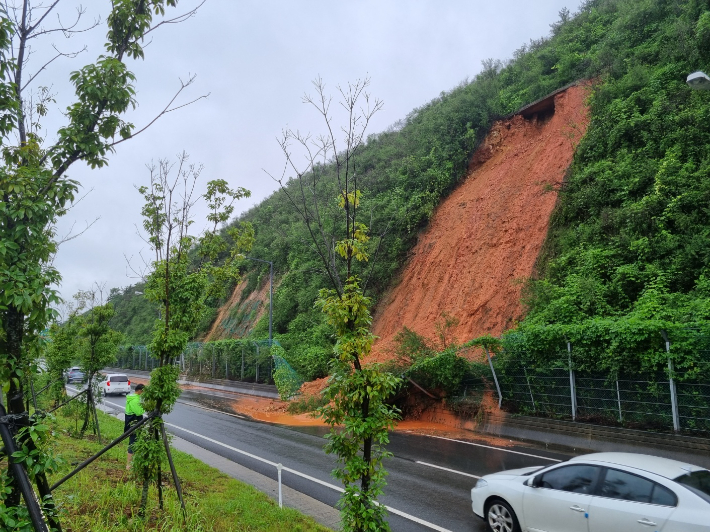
xmin=203 ymin=280 xmax=249 ymax=341
xmin=203 ymin=276 xmax=274 ymax=342
xmin=368 ymin=84 xmax=590 ymax=361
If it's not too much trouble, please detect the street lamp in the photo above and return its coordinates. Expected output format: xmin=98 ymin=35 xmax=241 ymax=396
xmin=687 ymin=71 xmax=710 ymax=90
xmin=244 ymin=256 xmax=273 ymax=345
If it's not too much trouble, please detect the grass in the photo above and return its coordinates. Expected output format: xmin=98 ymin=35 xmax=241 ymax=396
xmin=45 ymin=407 xmax=332 ymax=531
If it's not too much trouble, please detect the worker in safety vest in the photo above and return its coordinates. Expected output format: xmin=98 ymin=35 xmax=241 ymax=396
xmin=125 ymin=383 xmax=145 ymax=470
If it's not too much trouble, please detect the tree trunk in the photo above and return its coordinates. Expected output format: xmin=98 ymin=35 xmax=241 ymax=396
xmin=2 ymin=306 xmax=26 ymax=507
xmin=140 ymin=473 xmax=150 ymax=516
xmin=80 ymin=382 xmax=92 ymax=435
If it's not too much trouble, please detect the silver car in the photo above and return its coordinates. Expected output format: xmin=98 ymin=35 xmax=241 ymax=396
xmin=471 ymin=452 xmax=710 ymax=532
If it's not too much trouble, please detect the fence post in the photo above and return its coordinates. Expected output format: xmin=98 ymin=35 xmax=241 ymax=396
xmin=276 ymin=463 xmax=283 ymax=508
xmin=241 ymin=346 xmax=245 ymax=380
xmin=483 ymin=346 xmax=503 ymax=409
xmin=211 ymin=344 xmax=215 ymax=379
xmin=616 ymin=379 xmax=623 ymax=423
xmin=256 ymin=344 xmax=260 ymax=383
xmin=524 ymin=367 xmax=536 ymax=411
xmin=567 ymin=341 xmax=577 ymax=421
xmin=661 ymin=330 xmax=680 ymax=432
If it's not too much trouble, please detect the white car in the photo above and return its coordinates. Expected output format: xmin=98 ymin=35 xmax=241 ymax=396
xmin=471 ymin=452 xmax=710 ymax=532
xmin=99 ymin=374 xmax=132 ymax=396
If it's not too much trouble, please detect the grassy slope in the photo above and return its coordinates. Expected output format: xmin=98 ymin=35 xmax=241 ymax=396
xmin=49 ymin=411 xmax=330 ymax=532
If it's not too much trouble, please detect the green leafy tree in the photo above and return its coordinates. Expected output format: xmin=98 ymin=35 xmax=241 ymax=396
xmin=273 ymin=78 xmax=401 ymax=532
xmin=44 ymin=318 xmax=79 ymax=408
xmin=0 ymin=1 xmax=204 ymax=528
xmin=72 ymin=289 xmax=123 ymax=438
xmin=132 ymin=152 xmax=253 ymax=513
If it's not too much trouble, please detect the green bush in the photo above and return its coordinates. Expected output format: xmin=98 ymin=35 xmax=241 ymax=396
xmin=408 ymin=349 xmax=469 ymax=397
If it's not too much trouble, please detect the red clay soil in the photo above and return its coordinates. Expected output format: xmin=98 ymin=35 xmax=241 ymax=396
xmin=203 ymin=276 xmax=273 ymax=342
xmin=368 ymin=84 xmax=590 ymax=361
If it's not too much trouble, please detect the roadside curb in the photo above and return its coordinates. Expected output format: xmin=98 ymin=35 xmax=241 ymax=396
xmin=481 ymin=413 xmax=710 ymax=468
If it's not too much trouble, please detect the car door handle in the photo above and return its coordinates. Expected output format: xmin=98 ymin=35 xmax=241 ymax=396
xmin=637 ymin=518 xmax=657 ymax=526
xmin=569 ymin=505 xmax=586 ymax=513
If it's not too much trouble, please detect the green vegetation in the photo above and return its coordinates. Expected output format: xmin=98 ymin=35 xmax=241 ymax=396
xmin=277 ymin=79 xmax=402 ymax=532
xmin=48 ymin=409 xmax=330 ymax=532
xmin=511 ymin=0 xmax=710 ymax=372
xmin=231 ymin=0 xmax=710 ymax=380
xmin=131 ymin=153 xmax=253 ymax=514
xmin=107 ymin=284 xmax=161 ymax=346
xmin=1 ymin=2 xmax=195 ymax=525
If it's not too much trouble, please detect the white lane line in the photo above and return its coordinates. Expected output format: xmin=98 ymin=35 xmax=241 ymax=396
xmin=426 ymin=435 xmax=562 ymax=462
xmin=174 ymin=400 xmax=247 ymax=420
xmin=166 ymin=422 xmax=453 ymax=532
xmin=416 ymin=461 xmax=480 ymax=479
xmin=102 ymin=396 xmax=246 ymax=421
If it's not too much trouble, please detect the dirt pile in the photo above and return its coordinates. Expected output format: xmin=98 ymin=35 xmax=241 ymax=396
xmin=369 ymin=84 xmax=590 ymax=360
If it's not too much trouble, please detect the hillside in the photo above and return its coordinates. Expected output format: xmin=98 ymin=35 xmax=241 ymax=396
xmin=370 ymin=84 xmax=590 ymax=359
xmin=108 ymin=0 xmax=710 ymax=383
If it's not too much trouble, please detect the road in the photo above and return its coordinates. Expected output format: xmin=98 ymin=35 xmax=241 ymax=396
xmin=91 ymin=387 xmax=569 ymax=532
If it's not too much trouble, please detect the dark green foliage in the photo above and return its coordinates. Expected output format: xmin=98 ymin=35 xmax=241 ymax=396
xmin=228 ymin=1 xmax=615 ymax=359
xmin=517 ymin=0 xmax=710 ymax=372
xmin=408 ymin=349 xmax=469 ymax=397
xmin=107 ymin=284 xmax=161 ymax=345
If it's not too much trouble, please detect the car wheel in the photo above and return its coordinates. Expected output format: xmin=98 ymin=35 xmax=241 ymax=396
xmin=485 ymin=499 xmax=520 ymax=532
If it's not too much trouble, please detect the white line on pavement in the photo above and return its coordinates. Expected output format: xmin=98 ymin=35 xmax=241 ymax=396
xmin=426 ymin=435 xmax=562 ymax=462
xmin=416 ymin=461 xmax=481 ymax=479
xmin=166 ymin=422 xmax=454 ymax=532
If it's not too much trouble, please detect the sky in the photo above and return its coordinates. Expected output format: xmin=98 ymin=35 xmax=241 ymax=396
xmin=41 ymin=0 xmax=584 ymax=301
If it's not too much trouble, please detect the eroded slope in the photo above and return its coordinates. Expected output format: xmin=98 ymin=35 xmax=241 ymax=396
xmin=369 ymin=84 xmax=590 ymax=359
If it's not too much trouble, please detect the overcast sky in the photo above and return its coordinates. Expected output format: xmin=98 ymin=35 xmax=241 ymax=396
xmin=44 ymin=0 xmax=583 ymax=301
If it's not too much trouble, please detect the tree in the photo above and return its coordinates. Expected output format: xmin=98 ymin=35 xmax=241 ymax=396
xmin=44 ymin=320 xmax=77 ymax=407
xmin=132 ymin=151 xmax=253 ymax=514
xmin=272 ymin=78 xmax=401 ymax=532
xmin=72 ymin=288 xmax=123 ymax=439
xmin=0 ymin=2 xmax=204 ymax=529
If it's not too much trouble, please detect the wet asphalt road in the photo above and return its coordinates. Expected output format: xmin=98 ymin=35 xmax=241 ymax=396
xmin=97 ymin=387 xmax=569 ymax=532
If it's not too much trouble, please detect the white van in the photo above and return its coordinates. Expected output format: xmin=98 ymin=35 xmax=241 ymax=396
xmin=100 ymin=374 xmax=131 ymax=396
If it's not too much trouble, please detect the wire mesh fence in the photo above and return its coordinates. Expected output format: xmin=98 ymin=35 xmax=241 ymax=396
xmin=491 ymin=361 xmax=710 ymax=435
xmin=115 ymin=339 xmax=280 ymax=385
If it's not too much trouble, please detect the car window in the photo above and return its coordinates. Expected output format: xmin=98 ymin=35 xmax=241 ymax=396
xmin=539 ymin=465 xmax=600 ymax=494
xmin=110 ymin=376 xmax=128 ymax=382
xmin=600 ymin=468 xmax=676 ymax=506
xmin=650 ymin=484 xmax=677 ymax=506
xmin=675 ymin=470 xmax=710 ymax=504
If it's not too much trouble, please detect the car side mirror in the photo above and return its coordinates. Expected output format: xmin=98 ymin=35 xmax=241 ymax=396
xmin=527 ymin=475 xmax=540 ymax=488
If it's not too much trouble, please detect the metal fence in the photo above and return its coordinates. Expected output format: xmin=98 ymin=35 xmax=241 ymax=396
xmin=115 ymin=339 xmax=279 ymax=385
xmin=492 ymin=361 xmax=710 ymax=435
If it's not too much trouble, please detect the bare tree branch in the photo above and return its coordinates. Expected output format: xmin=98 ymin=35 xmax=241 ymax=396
xmin=108 ymin=75 xmax=209 ymax=149
xmin=22 ymin=43 xmax=87 ymax=90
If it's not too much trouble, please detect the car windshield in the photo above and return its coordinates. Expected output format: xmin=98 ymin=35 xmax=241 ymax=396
xmin=110 ymin=376 xmax=128 ymax=382
xmin=674 ymin=470 xmax=710 ymax=504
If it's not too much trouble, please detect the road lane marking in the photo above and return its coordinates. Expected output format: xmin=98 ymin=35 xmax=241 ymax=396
xmin=416 ymin=461 xmax=481 ymax=479
xmin=101 ymin=395 xmax=246 ymax=421
xmin=426 ymin=435 xmax=562 ymax=462
xmin=166 ymin=422 xmax=454 ymax=532
xmin=173 ymin=400 xmax=247 ymax=419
